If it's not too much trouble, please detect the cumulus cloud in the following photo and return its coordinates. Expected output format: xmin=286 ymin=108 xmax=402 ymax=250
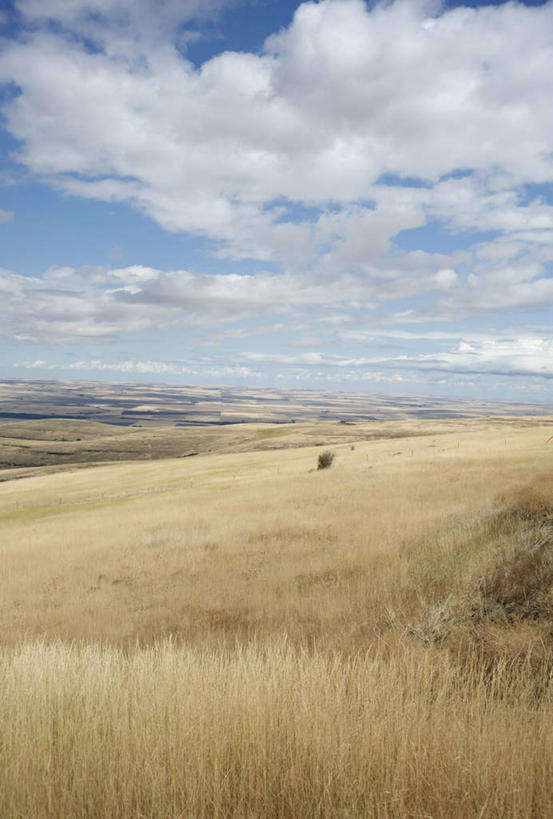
xmin=410 ymin=336 xmax=553 ymax=379
xmin=239 ymin=336 xmax=553 ymax=380
xmin=0 ymin=259 xmax=462 ymax=344
xmin=16 ymin=0 xmax=242 ymax=55
xmin=1 ymin=0 xmax=553 ymax=306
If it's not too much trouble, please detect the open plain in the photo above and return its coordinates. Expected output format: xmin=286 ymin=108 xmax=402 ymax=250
xmin=2 ymin=401 xmax=553 ymax=817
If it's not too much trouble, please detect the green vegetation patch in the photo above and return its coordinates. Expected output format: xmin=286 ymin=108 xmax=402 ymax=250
xmin=0 ymin=488 xmax=174 ymax=526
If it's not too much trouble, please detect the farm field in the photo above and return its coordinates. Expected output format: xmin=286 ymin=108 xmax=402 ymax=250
xmin=2 ymin=415 xmax=553 ymax=817
xmin=2 ymin=377 xmax=551 ymax=426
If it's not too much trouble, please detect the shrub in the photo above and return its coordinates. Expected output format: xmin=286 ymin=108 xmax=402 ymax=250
xmin=317 ymin=450 xmax=335 ymax=470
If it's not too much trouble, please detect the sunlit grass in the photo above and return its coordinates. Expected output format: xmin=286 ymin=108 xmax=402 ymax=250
xmin=2 ymin=419 xmax=553 ymax=816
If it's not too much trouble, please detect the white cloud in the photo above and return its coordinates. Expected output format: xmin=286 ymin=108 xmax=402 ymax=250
xmin=2 ymin=0 xmax=553 ymax=292
xmin=223 ymin=335 xmax=553 ymax=381
xmin=15 ymin=357 xmax=259 ymax=378
xmin=434 ymin=269 xmax=458 ymax=291
xmin=329 ymin=334 xmax=553 ymax=381
xmin=0 ymin=209 xmax=14 ymax=223
xmin=0 ymin=259 xmax=460 ymax=344
xmin=16 ymin=0 xmax=240 ymax=55
xmin=411 ymin=336 xmax=553 ymax=378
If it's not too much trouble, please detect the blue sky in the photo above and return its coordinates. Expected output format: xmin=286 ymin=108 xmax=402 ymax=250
xmin=1 ymin=0 xmax=553 ymax=399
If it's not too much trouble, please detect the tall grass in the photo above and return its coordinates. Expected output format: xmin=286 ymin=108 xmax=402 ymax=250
xmin=2 ymin=638 xmax=553 ymax=818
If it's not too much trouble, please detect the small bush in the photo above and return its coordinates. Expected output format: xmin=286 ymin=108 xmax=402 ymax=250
xmin=317 ymin=450 xmax=335 ymax=470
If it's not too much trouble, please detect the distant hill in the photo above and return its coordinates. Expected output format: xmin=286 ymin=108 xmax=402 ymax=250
xmin=1 ymin=378 xmax=551 ymax=427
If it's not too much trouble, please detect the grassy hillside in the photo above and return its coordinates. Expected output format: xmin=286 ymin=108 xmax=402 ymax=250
xmin=2 ymin=417 xmax=553 ymax=816
xmin=2 ymin=412 xmax=552 ymax=474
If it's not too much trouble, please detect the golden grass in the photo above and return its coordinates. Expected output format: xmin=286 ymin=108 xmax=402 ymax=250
xmin=3 ymin=639 xmax=553 ymax=818
xmin=2 ymin=418 xmax=553 ymax=816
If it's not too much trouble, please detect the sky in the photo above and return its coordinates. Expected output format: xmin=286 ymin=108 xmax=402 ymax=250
xmin=1 ymin=0 xmax=553 ymax=399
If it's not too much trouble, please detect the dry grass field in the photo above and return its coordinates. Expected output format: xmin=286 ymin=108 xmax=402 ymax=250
xmin=2 ymin=416 xmax=553 ymax=817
